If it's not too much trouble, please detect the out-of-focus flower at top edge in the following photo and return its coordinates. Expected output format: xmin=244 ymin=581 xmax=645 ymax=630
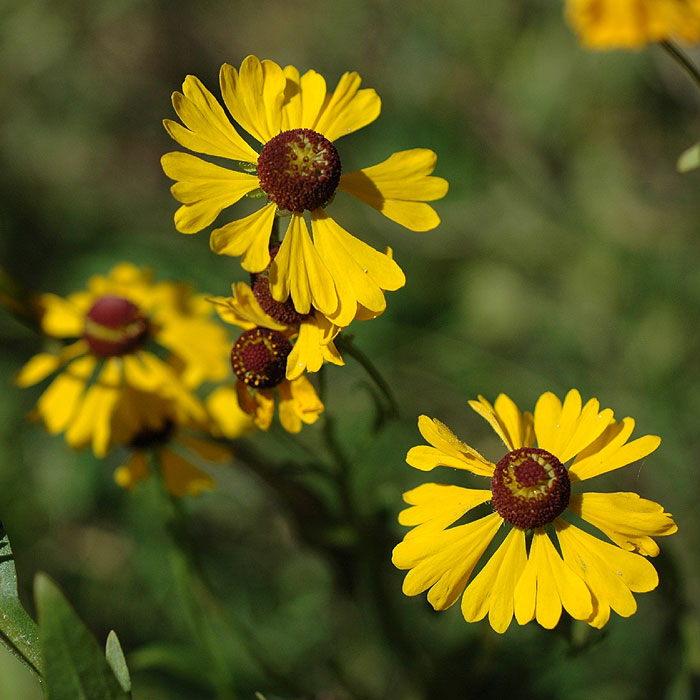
xmin=161 ymin=55 xmax=448 ymax=326
xmin=15 ymin=263 xmax=232 ymax=457
xmin=565 ymin=0 xmax=700 ymax=49
xmin=206 ymin=278 xmax=327 ymax=435
xmin=393 ymin=389 xmax=677 ymax=633
xmin=112 ymin=388 xmax=251 ymax=497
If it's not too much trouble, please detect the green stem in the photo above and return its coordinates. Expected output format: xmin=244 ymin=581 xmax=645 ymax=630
xmin=334 ymin=334 xmax=399 ymax=419
xmin=659 ymin=40 xmax=700 ymax=93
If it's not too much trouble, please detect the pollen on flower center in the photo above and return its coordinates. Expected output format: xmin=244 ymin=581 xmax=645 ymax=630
xmin=490 ymin=447 xmax=570 ymax=530
xmin=83 ymin=295 xmax=149 ymax=357
xmin=251 ymin=246 xmax=310 ymax=325
xmin=230 ymin=327 xmax=292 ymax=389
xmin=257 ymin=128 xmax=341 ymax=212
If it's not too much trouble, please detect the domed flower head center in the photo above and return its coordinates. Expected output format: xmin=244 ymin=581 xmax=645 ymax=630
xmin=230 ymin=327 xmax=292 ymax=389
xmin=83 ymin=295 xmax=149 ymax=357
xmin=251 ymin=246 xmax=310 ymax=326
xmin=257 ymin=128 xmax=341 ymax=213
xmin=490 ymin=447 xmax=570 ymax=530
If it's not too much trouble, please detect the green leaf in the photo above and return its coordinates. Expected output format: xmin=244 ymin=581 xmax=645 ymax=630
xmin=34 ymin=573 xmax=129 ymax=700
xmin=0 ymin=524 xmax=42 ymax=677
xmin=677 ymin=141 xmax=700 ymax=172
xmin=105 ymin=631 xmax=131 ymax=694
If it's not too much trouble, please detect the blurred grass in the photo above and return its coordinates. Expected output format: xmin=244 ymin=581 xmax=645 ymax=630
xmin=2 ymin=0 xmax=700 ymax=698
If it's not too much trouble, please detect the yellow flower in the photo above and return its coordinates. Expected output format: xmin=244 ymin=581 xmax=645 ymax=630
xmin=15 ymin=264 xmax=230 ymax=457
xmin=392 ymin=389 xmax=677 ymax=633
xmin=565 ymin=0 xmax=700 ymax=49
xmin=206 ymin=282 xmax=325 ymax=434
xmin=161 ymin=55 xmax=447 ymax=326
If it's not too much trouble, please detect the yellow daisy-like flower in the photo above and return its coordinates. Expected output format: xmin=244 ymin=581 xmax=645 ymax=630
xmin=15 ymin=264 xmax=230 ymax=457
xmin=565 ymin=0 xmax=700 ymax=49
xmin=392 ymin=389 xmax=677 ymax=633
xmin=206 ymin=282 xmax=325 ymax=434
xmin=161 ymin=55 xmax=447 ymax=326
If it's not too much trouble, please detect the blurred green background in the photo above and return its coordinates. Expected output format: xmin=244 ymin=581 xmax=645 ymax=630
xmin=2 ymin=1 xmax=700 ymax=698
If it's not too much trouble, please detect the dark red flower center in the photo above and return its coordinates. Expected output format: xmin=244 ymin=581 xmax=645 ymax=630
xmin=257 ymin=128 xmax=341 ymax=212
xmin=250 ymin=246 xmax=310 ymax=326
xmin=83 ymin=295 xmax=149 ymax=357
xmin=230 ymin=328 xmax=292 ymax=389
xmin=490 ymin=447 xmax=570 ymax=530
xmin=130 ymin=420 xmax=175 ymax=449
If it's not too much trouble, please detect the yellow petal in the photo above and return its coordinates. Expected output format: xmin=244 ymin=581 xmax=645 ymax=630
xmin=206 ymin=385 xmax=257 ymax=439
xmin=161 ymin=152 xmax=260 ymax=233
xmin=533 ymin=389 xmax=614 ymax=463
xmin=268 ymin=214 xmax=338 ymax=317
xmin=114 ymin=452 xmax=150 ymax=491
xmin=159 ymin=447 xmax=215 ymax=497
xmin=398 ymin=483 xmax=493 ymax=536
xmin=407 ymin=416 xmax=494 ymax=477
xmin=38 ymin=293 xmax=85 ymax=337
xmin=281 ymin=67 xmax=328 ymax=131
xmin=461 ymin=527 xmax=526 ymax=633
xmin=393 ymin=512 xmax=502 ymax=610
xmin=312 ymin=71 xmax=381 ymax=142
xmin=311 ymin=210 xmax=405 ymax=326
xmin=555 ymin=519 xmax=659 ymax=627
xmin=468 ymin=394 xmax=530 ymax=451
xmin=235 ymin=382 xmax=275 ymax=431
xmin=36 ymin=356 xmax=96 ymax=435
xmin=219 ymin=57 xmax=285 ymax=144
xmin=569 ymin=492 xmax=677 ymax=557
xmin=285 ymin=317 xmax=332 ymax=380
xmin=278 ymin=376 xmax=324 ymax=433
xmin=15 ymin=341 xmax=87 ymax=387
xmin=339 ymin=149 xmax=448 ymax=231
xmin=164 ymin=74 xmax=259 ymax=162
xmin=210 ymin=202 xmax=276 ymax=272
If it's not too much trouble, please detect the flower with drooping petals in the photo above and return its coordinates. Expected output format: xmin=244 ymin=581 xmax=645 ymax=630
xmin=15 ymin=264 xmax=231 ymax=456
xmin=161 ymin=55 xmax=447 ymax=325
xmin=392 ymin=389 xmax=677 ymax=633
xmin=565 ymin=0 xmax=700 ymax=49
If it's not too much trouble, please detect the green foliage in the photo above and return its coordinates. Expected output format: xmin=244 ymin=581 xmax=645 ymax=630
xmin=35 ymin=574 xmax=130 ymax=700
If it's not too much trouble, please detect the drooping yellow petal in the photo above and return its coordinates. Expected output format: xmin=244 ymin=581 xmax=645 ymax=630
xmin=569 ymin=492 xmax=677 ymax=557
xmin=468 ymin=394 xmax=534 ymax=451
xmin=161 ymin=152 xmax=260 ymax=233
xmin=281 ymin=67 xmax=328 ymax=131
xmin=407 ymin=416 xmax=494 ymax=477
xmin=206 ymin=385 xmax=258 ymax=439
xmin=514 ymin=529 xmax=593 ymax=629
xmin=15 ymin=341 xmax=87 ymax=387
xmin=268 ymin=214 xmax=338 ymax=317
xmin=210 ymin=283 xmax=287 ymax=333
xmin=164 ymin=74 xmax=259 ymax=162
xmin=159 ymin=447 xmax=215 ymax=497
xmin=565 ymin=0 xmax=700 ymax=50
xmin=219 ymin=56 xmax=285 ymax=145
xmin=312 ymin=71 xmax=381 ymax=142
xmin=209 ymin=202 xmax=276 ymax=272
xmin=398 ymin=483 xmax=493 ymax=537
xmin=533 ymin=390 xmax=615 ymax=463
xmin=393 ymin=512 xmax=502 ymax=611
xmin=339 ymin=149 xmax=448 ymax=231
xmin=38 ymin=293 xmax=85 ymax=337
xmin=286 ymin=316 xmax=344 ymax=381
xmin=555 ymin=519 xmax=659 ymax=628
xmin=36 ymin=356 xmax=96 ymax=435
xmin=461 ymin=527 xmax=527 ymax=633
xmin=277 ymin=376 xmax=324 ymax=433
xmin=568 ymin=416 xmax=661 ymax=482
xmin=114 ymin=451 xmax=150 ymax=491
xmin=311 ymin=210 xmax=405 ymax=326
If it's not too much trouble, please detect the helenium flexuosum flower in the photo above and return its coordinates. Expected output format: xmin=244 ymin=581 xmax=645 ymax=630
xmin=392 ymin=390 xmax=677 ymax=633
xmin=161 ymin=55 xmax=448 ymax=327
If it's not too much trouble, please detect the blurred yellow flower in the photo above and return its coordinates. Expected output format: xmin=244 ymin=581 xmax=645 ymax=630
xmin=393 ymin=389 xmax=677 ymax=633
xmin=566 ymin=0 xmax=700 ymax=49
xmin=161 ymin=55 xmax=447 ymax=325
xmin=15 ymin=264 xmax=231 ymax=457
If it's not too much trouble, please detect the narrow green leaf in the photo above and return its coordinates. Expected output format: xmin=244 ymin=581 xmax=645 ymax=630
xmin=35 ymin=573 xmax=129 ymax=700
xmin=105 ymin=631 xmax=131 ymax=694
xmin=678 ymin=141 xmax=700 ymax=172
xmin=0 ymin=524 xmax=42 ymax=676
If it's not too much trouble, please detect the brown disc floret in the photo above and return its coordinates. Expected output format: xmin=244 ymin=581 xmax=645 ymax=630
xmin=83 ymin=295 xmax=149 ymax=357
xmin=230 ymin=328 xmax=292 ymax=389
